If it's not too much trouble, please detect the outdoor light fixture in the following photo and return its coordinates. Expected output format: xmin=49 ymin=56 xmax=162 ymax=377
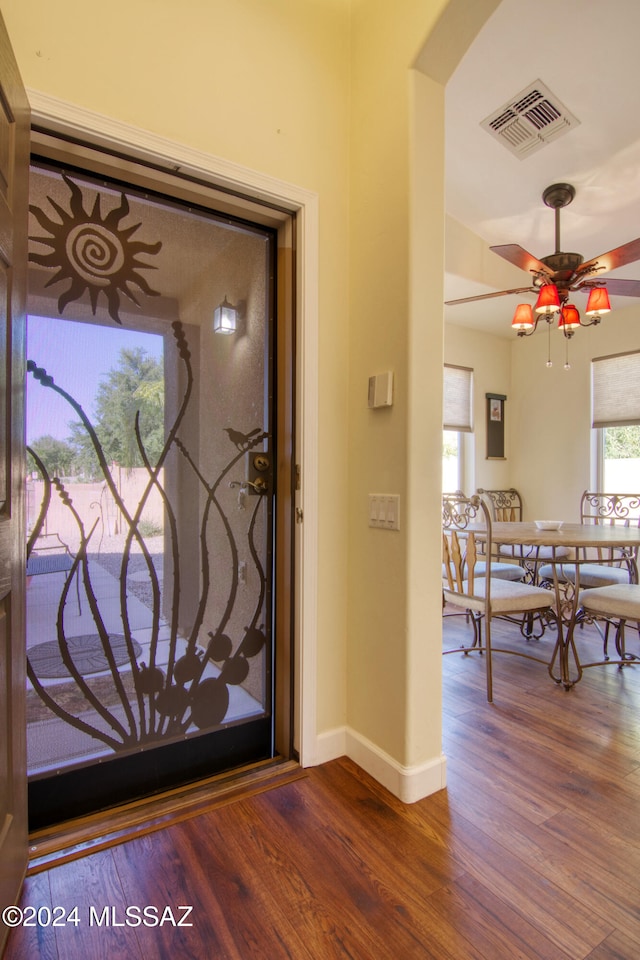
xmin=213 ymin=296 xmax=238 ymax=335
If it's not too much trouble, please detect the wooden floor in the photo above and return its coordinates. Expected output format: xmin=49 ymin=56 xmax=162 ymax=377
xmin=5 ymin=615 xmax=640 ymax=959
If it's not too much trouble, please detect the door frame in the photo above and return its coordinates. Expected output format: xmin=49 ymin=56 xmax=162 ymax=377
xmin=27 ymin=90 xmax=320 ymax=768
xmin=0 ymin=11 xmax=30 ymax=941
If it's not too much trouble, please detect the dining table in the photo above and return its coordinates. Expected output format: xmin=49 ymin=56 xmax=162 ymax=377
xmin=470 ymin=520 xmax=640 ymax=687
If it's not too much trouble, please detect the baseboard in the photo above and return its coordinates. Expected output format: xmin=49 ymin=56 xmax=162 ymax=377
xmin=313 ymin=726 xmax=446 ymax=804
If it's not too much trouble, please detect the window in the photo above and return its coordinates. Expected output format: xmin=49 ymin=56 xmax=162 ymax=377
xmin=443 ymin=365 xmax=473 ymax=492
xmin=592 ymin=351 xmax=640 ymax=491
xmin=442 ymin=430 xmax=462 ymax=492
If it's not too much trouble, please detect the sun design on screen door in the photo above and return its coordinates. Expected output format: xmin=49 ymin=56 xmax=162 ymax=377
xmin=29 ymin=174 xmax=162 ymax=324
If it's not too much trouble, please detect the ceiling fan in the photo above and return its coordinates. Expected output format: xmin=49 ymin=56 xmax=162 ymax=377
xmin=445 ymin=182 xmax=640 ymax=311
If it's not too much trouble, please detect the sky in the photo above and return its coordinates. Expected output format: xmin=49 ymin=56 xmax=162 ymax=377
xmin=26 ymin=315 xmax=164 ymax=445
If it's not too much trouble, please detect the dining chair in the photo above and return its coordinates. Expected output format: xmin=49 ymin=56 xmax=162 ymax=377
xmin=442 ymin=494 xmax=558 ymax=702
xmin=538 ymin=491 xmax=640 ymax=589
xmin=578 ymin=582 xmax=640 ymax=664
xmin=26 ymin=530 xmax=82 ymax=615
xmin=538 ymin=491 xmax=640 ymax=658
xmin=442 ymin=493 xmax=527 ymax=582
xmin=477 ymin=487 xmax=570 ymax=578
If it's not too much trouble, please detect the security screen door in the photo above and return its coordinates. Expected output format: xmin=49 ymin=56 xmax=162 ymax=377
xmin=25 ymin=157 xmax=283 ymax=827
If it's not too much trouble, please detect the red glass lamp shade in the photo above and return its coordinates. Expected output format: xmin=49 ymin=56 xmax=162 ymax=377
xmin=585 ymin=286 xmax=611 ymax=316
xmin=511 ymin=303 xmax=535 ymax=331
xmin=559 ymin=303 xmax=580 ymax=331
xmin=534 ymin=284 xmax=561 ymax=314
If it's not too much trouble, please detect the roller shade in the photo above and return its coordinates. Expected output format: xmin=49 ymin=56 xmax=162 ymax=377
xmin=443 ymin=364 xmax=473 ymax=433
xmin=592 ymin=351 xmax=640 ymax=428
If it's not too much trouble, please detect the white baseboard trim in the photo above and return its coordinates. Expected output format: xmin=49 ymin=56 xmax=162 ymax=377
xmin=312 ymin=726 xmax=446 ymax=804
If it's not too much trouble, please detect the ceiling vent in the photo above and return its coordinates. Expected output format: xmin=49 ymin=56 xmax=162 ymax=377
xmin=481 ymin=80 xmax=580 ymax=159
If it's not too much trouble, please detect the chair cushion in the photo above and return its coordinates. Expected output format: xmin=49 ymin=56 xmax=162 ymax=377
xmin=499 ymin=544 xmax=571 ymax=561
xmin=579 ymin=583 xmax=640 ymax=620
xmin=442 ymin=561 xmax=526 ymax=582
xmin=478 ymin=562 xmax=526 ymax=582
xmin=538 ymin=562 xmax=632 ymax=588
xmin=444 ymin=578 xmax=555 ymax=614
xmin=26 ymin=554 xmax=73 ymax=575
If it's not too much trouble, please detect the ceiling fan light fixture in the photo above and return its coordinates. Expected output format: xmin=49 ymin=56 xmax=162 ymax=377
xmin=585 ymin=286 xmax=611 ymax=317
xmin=559 ymin=303 xmax=580 ymax=336
xmin=511 ymin=303 xmax=535 ymax=332
xmin=445 ymin=179 xmax=640 ymax=357
xmin=535 ymin=284 xmax=561 ymax=314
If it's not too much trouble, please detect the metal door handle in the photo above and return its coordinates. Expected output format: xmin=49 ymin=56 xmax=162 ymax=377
xmin=229 ymin=477 xmax=269 ymax=494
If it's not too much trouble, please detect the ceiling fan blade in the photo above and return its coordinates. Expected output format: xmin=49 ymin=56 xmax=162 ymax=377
xmin=445 ymin=286 xmax=535 ymax=306
xmin=597 ymin=277 xmax=640 ymax=298
xmin=578 ymin=238 xmax=640 ymax=277
xmin=489 ymin=244 xmax=554 ymax=277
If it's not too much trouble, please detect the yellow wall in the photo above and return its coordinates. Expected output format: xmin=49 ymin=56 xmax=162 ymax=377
xmin=347 ymin=2 xmax=449 ymax=771
xmin=445 ymin=299 xmax=640 ymax=524
xmin=3 ymin=0 xmax=499 ymax=797
xmin=509 ymin=303 xmax=640 ymax=521
xmin=445 ymin=323 xmax=512 ymax=493
xmin=3 ymin=0 xmax=354 ymax=748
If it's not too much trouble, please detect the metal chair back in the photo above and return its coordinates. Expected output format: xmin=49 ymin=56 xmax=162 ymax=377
xmin=580 ymin=490 xmax=640 ymax=576
xmin=477 ymin=488 xmax=522 ymax=523
xmin=442 ymin=494 xmax=491 ymax=604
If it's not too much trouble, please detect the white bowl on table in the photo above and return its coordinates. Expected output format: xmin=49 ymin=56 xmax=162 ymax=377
xmin=534 ymin=520 xmax=563 ymax=531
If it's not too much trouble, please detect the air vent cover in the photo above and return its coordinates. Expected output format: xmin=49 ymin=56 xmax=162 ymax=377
xmin=481 ymin=80 xmax=580 ymax=159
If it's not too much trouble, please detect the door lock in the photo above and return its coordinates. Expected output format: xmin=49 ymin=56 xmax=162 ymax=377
xmin=253 ymin=454 xmax=270 ymax=472
xmin=233 ymin=449 xmax=272 ymax=495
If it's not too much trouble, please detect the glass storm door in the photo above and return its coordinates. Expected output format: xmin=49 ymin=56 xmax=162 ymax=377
xmin=25 ymin=158 xmax=280 ymax=827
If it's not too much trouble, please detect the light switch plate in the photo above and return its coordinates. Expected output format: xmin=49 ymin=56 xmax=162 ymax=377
xmin=369 ymin=494 xmax=400 ymax=530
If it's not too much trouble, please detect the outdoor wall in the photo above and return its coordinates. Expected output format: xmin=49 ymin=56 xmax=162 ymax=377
xmin=509 ymin=301 xmax=640 ymax=521
xmin=445 ymin=323 xmax=512 ymax=494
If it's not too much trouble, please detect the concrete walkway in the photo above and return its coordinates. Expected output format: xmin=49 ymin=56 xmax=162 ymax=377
xmin=26 ymin=554 xmax=263 ymax=775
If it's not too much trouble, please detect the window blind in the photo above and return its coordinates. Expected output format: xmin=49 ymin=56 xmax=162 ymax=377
xmin=443 ymin=364 xmax=473 ymax=432
xmin=592 ymin=351 xmax=640 ymax=428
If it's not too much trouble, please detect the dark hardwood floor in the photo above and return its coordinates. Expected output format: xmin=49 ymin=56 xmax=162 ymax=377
xmin=5 ymin=615 xmax=640 ymax=959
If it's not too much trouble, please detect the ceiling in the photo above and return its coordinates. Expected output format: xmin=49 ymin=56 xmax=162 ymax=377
xmin=444 ymin=0 xmax=640 ymax=337
xmin=27 ymin=163 xmax=262 ymax=331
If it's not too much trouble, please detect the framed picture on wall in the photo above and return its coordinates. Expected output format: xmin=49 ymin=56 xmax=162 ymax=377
xmin=489 ymin=398 xmax=502 ymax=422
xmin=486 ymin=393 xmax=506 ymax=459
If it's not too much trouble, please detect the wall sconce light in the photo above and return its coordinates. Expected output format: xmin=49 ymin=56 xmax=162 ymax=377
xmin=213 ymin=296 xmax=238 ymax=335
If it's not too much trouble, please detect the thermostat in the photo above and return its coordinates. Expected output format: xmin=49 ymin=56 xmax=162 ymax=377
xmin=368 ymin=371 xmax=394 ymax=408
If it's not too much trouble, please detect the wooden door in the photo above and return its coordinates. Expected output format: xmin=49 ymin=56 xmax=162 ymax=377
xmin=0 ymin=12 xmax=30 ymax=951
